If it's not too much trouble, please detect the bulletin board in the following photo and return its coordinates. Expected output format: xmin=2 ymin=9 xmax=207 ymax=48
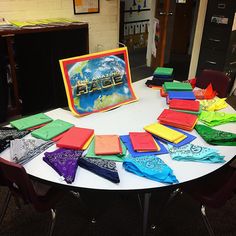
xmin=59 ymin=47 xmax=138 ymax=117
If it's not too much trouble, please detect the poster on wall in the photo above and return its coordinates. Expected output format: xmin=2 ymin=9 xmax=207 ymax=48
xmin=73 ymin=0 xmax=99 ymax=14
xmin=59 ymin=47 xmax=138 ymax=117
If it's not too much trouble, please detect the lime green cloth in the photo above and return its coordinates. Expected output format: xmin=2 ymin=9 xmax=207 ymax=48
xmin=195 ymin=124 xmax=236 ymax=146
xmin=10 ymin=113 xmax=53 ymax=131
xmin=85 ymin=139 xmax=126 ymax=162
xmin=199 ymin=111 xmax=236 ymax=127
xmin=31 ymin=119 xmax=74 ymax=140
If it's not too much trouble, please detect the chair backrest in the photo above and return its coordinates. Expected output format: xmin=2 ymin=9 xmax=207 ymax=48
xmin=0 ymin=157 xmax=38 ymax=204
xmin=196 ymin=69 xmax=233 ymax=98
xmin=186 ymin=165 xmax=236 ymax=208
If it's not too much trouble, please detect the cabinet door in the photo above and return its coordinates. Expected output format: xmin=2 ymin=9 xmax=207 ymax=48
xmin=15 ymin=33 xmax=53 ymax=115
xmin=14 ymin=27 xmax=88 ymax=115
xmin=49 ymin=28 xmax=89 ymax=109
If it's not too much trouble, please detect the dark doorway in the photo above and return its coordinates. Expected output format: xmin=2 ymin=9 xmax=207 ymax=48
xmin=119 ymin=0 xmax=153 ymax=82
xmin=164 ymin=0 xmax=199 ymax=81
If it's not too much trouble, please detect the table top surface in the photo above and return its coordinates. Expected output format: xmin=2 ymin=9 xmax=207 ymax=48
xmin=2 ymin=78 xmax=236 ymax=191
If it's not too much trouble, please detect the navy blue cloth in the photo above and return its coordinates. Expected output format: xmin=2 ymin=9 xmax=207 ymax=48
xmin=78 ymin=157 xmax=120 ymax=183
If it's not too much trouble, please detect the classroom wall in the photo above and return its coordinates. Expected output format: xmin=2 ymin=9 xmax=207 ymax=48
xmin=0 ymin=0 xmax=119 ymax=53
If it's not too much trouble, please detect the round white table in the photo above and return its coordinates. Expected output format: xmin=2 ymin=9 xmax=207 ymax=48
xmin=2 ymin=78 xmax=236 ymax=235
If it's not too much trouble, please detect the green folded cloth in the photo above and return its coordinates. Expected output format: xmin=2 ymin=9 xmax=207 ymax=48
xmin=170 ymin=107 xmax=202 ymax=115
xmin=85 ymin=139 xmax=126 ymax=162
xmin=163 ymin=82 xmax=192 ymax=91
xmin=10 ymin=113 xmax=53 ymax=130
xmin=199 ymin=111 xmax=236 ymax=127
xmin=31 ymin=119 xmax=74 ymax=141
xmin=195 ymin=124 xmax=236 ymax=146
xmin=154 ymin=67 xmax=173 ymax=76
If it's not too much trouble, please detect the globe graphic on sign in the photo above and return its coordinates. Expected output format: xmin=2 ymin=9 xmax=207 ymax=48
xmin=67 ymin=55 xmax=133 ymax=114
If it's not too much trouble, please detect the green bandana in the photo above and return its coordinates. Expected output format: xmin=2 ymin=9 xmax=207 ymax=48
xmin=199 ymin=111 xmax=236 ymax=126
xmin=195 ymin=124 xmax=236 ymax=146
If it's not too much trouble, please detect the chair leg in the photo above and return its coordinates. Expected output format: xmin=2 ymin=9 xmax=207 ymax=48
xmin=0 ymin=189 xmax=11 ymax=225
xmin=48 ymin=208 xmax=56 ymax=236
xmin=149 ymin=188 xmax=182 ymax=234
xmin=200 ymin=205 xmax=215 ymax=236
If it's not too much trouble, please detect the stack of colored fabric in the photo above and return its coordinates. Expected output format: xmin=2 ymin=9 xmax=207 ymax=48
xmin=85 ymin=135 xmax=126 ymax=162
xmin=169 ymin=99 xmax=201 ymax=115
xmin=163 ymin=81 xmax=195 ymax=103
xmin=157 ymin=109 xmax=198 ymax=131
xmin=146 ymin=67 xmax=173 ymax=88
xmin=144 ymin=122 xmax=196 ymax=147
xmin=119 ymin=133 xmax=168 ymax=157
xmin=56 ymin=126 xmax=94 ymax=150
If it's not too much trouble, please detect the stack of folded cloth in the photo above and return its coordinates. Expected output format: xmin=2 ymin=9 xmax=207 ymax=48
xmin=10 ymin=113 xmax=53 ymax=131
xmin=163 ymin=82 xmax=195 ymax=103
xmin=119 ymin=132 xmax=168 ymax=157
xmin=157 ymin=109 xmax=198 ymax=131
xmin=85 ymin=135 xmax=126 ymax=162
xmin=56 ymin=126 xmax=94 ymax=150
xmin=199 ymin=111 xmax=236 ymax=127
xmin=169 ymin=99 xmax=201 ymax=115
xmin=144 ymin=122 xmax=196 ymax=147
xmin=168 ymin=143 xmax=225 ymax=163
xmin=146 ymin=67 xmax=173 ymax=88
xmin=31 ymin=119 xmax=74 ymax=141
xmin=195 ymin=124 xmax=236 ymax=146
xmin=123 ymin=155 xmax=178 ymax=184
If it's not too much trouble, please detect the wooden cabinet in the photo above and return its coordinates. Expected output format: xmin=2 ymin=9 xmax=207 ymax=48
xmin=0 ymin=23 xmax=89 ymax=122
xmin=196 ymin=0 xmax=236 ymax=76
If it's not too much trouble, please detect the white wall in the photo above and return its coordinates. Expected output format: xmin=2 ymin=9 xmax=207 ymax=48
xmin=0 ymin=0 xmax=119 ymax=53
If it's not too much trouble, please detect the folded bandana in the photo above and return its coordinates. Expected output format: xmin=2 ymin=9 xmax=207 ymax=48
xmin=17 ymin=140 xmax=54 ymax=165
xmin=43 ymin=149 xmax=83 ymax=184
xmin=10 ymin=138 xmax=47 ymax=162
xmin=77 ymin=157 xmax=120 ymax=183
xmin=123 ymin=155 xmax=178 ymax=184
xmin=168 ymin=144 xmax=225 ymax=163
xmin=0 ymin=127 xmax=30 ymax=153
xmin=195 ymin=124 xmax=236 ymax=146
xmin=200 ymin=98 xmax=228 ymax=111
xmin=199 ymin=111 xmax=236 ymax=127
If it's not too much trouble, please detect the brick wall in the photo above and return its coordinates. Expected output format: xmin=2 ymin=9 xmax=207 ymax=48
xmin=0 ymin=0 xmax=119 ymax=52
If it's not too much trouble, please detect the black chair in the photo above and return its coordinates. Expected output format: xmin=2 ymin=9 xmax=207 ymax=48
xmin=0 ymin=157 xmax=64 ymax=236
xmin=184 ymin=162 xmax=236 ymax=236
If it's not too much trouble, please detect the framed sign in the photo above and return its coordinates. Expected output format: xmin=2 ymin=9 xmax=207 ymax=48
xmin=59 ymin=47 xmax=138 ymax=117
xmin=73 ymin=0 xmax=99 ymax=14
